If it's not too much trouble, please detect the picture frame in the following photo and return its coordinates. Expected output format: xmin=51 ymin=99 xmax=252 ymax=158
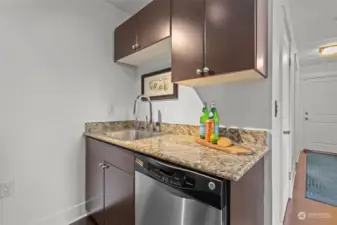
xmin=141 ymin=68 xmax=178 ymax=101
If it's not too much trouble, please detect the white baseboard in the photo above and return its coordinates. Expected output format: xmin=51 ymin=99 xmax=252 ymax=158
xmin=67 ymin=213 xmax=88 ymax=225
xmin=291 ymin=171 xmax=296 ymax=197
xmin=30 ymin=202 xmax=87 ymax=225
xmin=296 ymin=149 xmax=301 ymax=163
xmin=289 ymin=150 xmax=301 ymax=199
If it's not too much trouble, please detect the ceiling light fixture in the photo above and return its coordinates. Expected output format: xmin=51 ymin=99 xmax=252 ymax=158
xmin=319 ymin=45 xmax=337 ymax=56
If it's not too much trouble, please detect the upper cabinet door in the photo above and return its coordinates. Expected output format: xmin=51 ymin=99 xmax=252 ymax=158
xmin=114 ymin=15 xmax=137 ymax=61
xmin=205 ymin=0 xmax=255 ymax=75
xmin=171 ymin=0 xmax=205 ymax=83
xmin=137 ymin=0 xmax=171 ymax=51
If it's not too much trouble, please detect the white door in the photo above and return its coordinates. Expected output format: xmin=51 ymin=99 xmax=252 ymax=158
xmin=279 ymin=24 xmax=292 ymax=221
xmin=302 ymin=75 xmax=337 ymax=154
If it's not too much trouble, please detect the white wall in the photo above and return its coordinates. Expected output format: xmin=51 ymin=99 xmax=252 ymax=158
xmin=135 ymin=56 xmax=203 ymax=125
xmin=135 ymin=58 xmax=272 ymax=129
xmin=0 ymin=1 xmax=136 ymax=224
xmin=196 ymin=79 xmax=272 ymax=129
xmin=300 ymin=61 xmax=337 ymax=77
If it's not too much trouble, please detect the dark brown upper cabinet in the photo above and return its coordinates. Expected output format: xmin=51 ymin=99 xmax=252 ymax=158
xmin=137 ymin=0 xmax=171 ymax=51
xmin=172 ymin=0 xmax=268 ymax=86
xmin=115 ymin=15 xmax=137 ymax=62
xmin=114 ymin=0 xmax=171 ymax=65
xmin=171 ymin=0 xmax=205 ymax=83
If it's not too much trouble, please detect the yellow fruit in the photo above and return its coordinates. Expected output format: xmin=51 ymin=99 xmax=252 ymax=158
xmin=217 ymin=138 xmax=232 ymax=148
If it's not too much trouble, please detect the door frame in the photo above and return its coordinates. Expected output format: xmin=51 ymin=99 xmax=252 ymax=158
xmin=280 ymin=0 xmax=298 ymax=201
xmin=290 ymin=53 xmax=299 ymax=197
xmin=279 ymin=18 xmax=293 ymax=219
xmin=271 ymin=1 xmax=297 ymax=224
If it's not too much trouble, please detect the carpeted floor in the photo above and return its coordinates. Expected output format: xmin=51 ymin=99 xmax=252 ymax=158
xmin=306 ymin=151 xmax=337 ymax=206
xmin=284 ymin=151 xmax=337 ymax=225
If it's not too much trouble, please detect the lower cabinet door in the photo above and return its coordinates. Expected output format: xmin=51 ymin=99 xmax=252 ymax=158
xmin=104 ymin=163 xmax=135 ymax=225
xmin=85 ymin=145 xmax=104 ymax=225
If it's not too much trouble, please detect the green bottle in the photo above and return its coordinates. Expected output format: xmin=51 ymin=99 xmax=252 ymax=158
xmin=210 ymin=102 xmax=220 ymax=140
xmin=200 ymin=102 xmax=209 ymax=139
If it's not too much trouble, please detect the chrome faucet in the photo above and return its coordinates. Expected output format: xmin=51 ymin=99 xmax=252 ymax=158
xmin=133 ymin=94 xmax=153 ymax=131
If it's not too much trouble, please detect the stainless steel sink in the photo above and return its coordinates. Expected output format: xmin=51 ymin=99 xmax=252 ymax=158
xmin=106 ymin=129 xmax=161 ymax=141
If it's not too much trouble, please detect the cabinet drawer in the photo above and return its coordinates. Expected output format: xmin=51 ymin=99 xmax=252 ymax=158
xmin=86 ymin=137 xmax=134 ymax=175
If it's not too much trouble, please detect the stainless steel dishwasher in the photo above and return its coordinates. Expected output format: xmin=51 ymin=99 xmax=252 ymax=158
xmin=135 ymin=153 xmax=229 ymax=225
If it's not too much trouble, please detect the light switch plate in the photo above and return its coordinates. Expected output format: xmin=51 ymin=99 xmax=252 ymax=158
xmin=0 ymin=181 xmax=15 ymax=199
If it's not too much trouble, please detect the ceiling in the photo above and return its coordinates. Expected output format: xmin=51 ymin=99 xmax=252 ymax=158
xmin=107 ymin=0 xmax=151 ymax=15
xmin=288 ymin=0 xmax=337 ymax=66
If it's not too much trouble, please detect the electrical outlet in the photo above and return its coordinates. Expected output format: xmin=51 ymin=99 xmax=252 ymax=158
xmin=0 ymin=181 xmax=15 ymax=199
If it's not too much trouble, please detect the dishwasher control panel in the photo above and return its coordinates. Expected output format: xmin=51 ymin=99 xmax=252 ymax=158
xmin=148 ymin=166 xmax=195 ymax=188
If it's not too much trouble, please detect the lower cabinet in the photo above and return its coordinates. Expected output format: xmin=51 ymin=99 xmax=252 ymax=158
xmin=85 ymin=137 xmax=264 ymax=225
xmin=85 ymin=141 xmax=105 ymax=225
xmin=86 ymin=137 xmax=135 ymax=225
xmin=105 ymin=163 xmax=135 ymax=225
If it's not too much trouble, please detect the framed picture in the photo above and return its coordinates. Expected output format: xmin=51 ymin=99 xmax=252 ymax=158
xmin=141 ymin=68 xmax=178 ymax=101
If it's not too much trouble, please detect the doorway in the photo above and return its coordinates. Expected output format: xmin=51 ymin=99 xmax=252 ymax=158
xmin=302 ymin=74 xmax=337 ymax=154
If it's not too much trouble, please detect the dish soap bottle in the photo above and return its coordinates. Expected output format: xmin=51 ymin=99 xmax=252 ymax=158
xmin=200 ymin=102 xmax=209 ymax=139
xmin=210 ymin=102 xmax=220 ymax=140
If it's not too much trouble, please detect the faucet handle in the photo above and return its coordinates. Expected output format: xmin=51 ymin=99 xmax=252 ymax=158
xmin=145 ymin=116 xmax=153 ymax=131
xmin=145 ymin=116 xmax=149 ymax=130
xmin=155 ymin=122 xmax=161 ymax=133
xmin=133 ymin=99 xmax=137 ymax=115
xmin=133 ymin=116 xmax=139 ymax=129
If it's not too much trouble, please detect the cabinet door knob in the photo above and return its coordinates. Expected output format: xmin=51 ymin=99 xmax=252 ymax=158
xmin=135 ymin=43 xmax=140 ymax=49
xmin=98 ymin=163 xmax=104 ymax=168
xmin=132 ymin=44 xmax=136 ymax=50
xmin=203 ymin=67 xmax=210 ymax=74
xmin=102 ymin=164 xmax=110 ymax=169
xmin=196 ymin=69 xmax=202 ymax=75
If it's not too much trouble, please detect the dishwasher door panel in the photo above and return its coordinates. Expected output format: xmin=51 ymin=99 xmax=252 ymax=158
xmin=135 ymin=171 xmax=222 ymax=225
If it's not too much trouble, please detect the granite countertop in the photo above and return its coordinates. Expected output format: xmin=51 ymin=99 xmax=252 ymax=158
xmin=84 ymin=129 xmax=269 ymax=181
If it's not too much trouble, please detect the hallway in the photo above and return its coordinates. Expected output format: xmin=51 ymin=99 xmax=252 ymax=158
xmin=284 ymin=151 xmax=337 ymax=225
